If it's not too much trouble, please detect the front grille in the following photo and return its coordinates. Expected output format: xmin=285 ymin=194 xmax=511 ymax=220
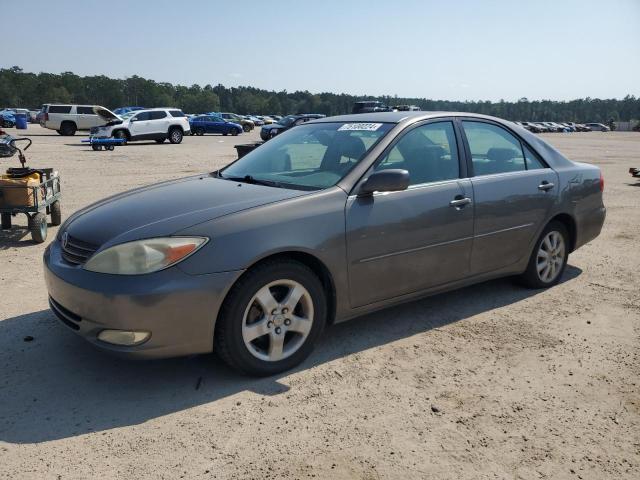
xmin=49 ymin=296 xmax=82 ymax=330
xmin=61 ymin=234 xmax=98 ymax=265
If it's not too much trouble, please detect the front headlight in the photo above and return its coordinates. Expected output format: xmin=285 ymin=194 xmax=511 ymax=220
xmin=84 ymin=237 xmax=208 ymax=275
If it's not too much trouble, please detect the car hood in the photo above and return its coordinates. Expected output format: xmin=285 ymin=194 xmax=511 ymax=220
xmin=93 ymin=106 xmax=122 ymax=122
xmin=64 ymin=175 xmax=309 ymax=248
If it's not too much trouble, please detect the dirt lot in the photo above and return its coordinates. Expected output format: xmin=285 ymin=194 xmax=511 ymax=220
xmin=0 ymin=126 xmax=638 ymax=479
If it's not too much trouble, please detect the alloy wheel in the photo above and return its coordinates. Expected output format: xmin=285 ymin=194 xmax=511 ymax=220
xmin=241 ymin=280 xmax=314 ymax=362
xmin=536 ymin=231 xmax=565 ymax=283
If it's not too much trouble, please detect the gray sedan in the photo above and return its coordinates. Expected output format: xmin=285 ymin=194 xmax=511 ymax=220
xmin=44 ymin=112 xmax=606 ymax=375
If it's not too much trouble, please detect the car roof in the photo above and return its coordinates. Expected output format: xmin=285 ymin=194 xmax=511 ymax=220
xmin=308 ymin=111 xmax=508 ymax=125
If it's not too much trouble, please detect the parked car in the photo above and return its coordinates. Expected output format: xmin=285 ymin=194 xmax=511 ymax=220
xmin=0 ymin=110 xmax=15 ymax=128
xmin=584 ymin=123 xmax=610 ymax=132
xmin=531 ymin=122 xmax=550 ymax=133
xmin=394 ymin=105 xmax=421 ymax=111
xmin=260 ymin=113 xmax=325 ymax=141
xmin=45 ymin=111 xmax=605 ymax=375
xmin=39 ymin=104 xmax=109 ymax=136
xmin=352 ymin=100 xmax=392 ymax=114
xmin=113 ymin=106 xmax=146 ymax=116
xmin=218 ymin=112 xmax=254 ymax=132
xmin=518 ymin=122 xmax=544 ymax=133
xmin=28 ymin=110 xmax=39 ymax=122
xmin=190 ymin=115 xmax=243 ymax=136
xmin=245 ymin=115 xmax=264 ymax=126
xmin=258 ymin=116 xmax=277 ymax=124
xmin=270 ymin=115 xmax=283 ymax=121
xmin=90 ymin=107 xmax=191 ymax=144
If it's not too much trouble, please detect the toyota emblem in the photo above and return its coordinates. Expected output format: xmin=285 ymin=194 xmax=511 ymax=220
xmin=62 ymin=232 xmax=69 ymax=249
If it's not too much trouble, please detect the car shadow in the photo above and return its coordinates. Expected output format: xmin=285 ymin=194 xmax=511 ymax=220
xmin=0 ymin=266 xmax=581 ymax=444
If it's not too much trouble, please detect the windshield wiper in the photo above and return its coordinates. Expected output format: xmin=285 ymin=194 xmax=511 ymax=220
xmin=222 ymin=174 xmax=281 ymax=188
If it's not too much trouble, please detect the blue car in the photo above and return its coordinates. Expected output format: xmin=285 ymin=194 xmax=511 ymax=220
xmin=0 ymin=110 xmax=16 ymax=128
xmin=189 ymin=115 xmax=243 ymax=136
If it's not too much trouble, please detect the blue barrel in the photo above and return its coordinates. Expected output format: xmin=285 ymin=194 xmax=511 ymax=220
xmin=15 ymin=113 xmax=28 ymax=130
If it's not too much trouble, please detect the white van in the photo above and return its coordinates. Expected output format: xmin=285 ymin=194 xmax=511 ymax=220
xmin=39 ymin=104 xmax=107 ymax=136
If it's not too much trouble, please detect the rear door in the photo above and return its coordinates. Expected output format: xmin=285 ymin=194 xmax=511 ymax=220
xmin=345 ymin=120 xmax=474 ymax=307
xmin=459 ymin=119 xmax=558 ymax=275
xmin=148 ymin=110 xmax=169 ymax=136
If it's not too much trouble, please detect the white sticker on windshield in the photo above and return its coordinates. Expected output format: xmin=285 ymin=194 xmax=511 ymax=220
xmin=338 ymin=123 xmax=383 ymax=131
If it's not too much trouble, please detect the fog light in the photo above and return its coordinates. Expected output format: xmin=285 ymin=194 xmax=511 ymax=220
xmin=97 ymin=329 xmax=150 ymax=346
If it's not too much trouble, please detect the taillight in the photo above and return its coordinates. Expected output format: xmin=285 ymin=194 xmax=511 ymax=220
xmin=599 ymin=171 xmax=604 ymax=192
xmin=44 ymin=112 xmax=49 ymax=121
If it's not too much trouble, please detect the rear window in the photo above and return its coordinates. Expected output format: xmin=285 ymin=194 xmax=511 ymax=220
xmin=76 ymin=106 xmax=95 ymax=115
xmin=149 ymin=111 xmax=167 ymax=120
xmin=169 ymin=110 xmax=185 ymax=118
xmin=48 ymin=105 xmax=72 ymax=114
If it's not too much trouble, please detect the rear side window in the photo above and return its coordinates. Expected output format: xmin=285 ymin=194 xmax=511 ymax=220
xmin=462 ymin=121 xmax=526 ymax=175
xmin=48 ymin=105 xmax=72 ymax=114
xmin=149 ymin=111 xmax=167 ymax=120
xmin=76 ymin=106 xmax=95 ymax=114
xmin=523 ymin=144 xmax=545 ymax=170
xmin=169 ymin=110 xmax=185 ymax=118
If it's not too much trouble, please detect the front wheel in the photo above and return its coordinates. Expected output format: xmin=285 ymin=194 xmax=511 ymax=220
xmin=214 ymin=260 xmax=327 ymax=376
xmin=243 ymin=124 xmax=251 ymax=133
xmin=113 ymin=130 xmax=128 ymax=144
xmin=50 ymin=200 xmax=62 ymax=226
xmin=519 ymin=221 xmax=569 ymax=288
xmin=231 ymin=128 xmax=240 ymax=136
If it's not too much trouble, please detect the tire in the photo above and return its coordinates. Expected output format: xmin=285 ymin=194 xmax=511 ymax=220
xmin=113 ymin=130 xmax=128 ymax=144
xmin=1 ymin=213 xmax=11 ymax=230
xmin=223 ymin=132 xmax=228 ymax=136
xmin=519 ymin=221 xmax=569 ymax=289
xmin=92 ymin=144 xmax=100 ymax=151
xmin=169 ymin=128 xmax=183 ymax=144
xmin=155 ymin=138 xmax=166 ymax=143
xmin=195 ymin=127 xmax=205 ymax=136
xmin=243 ymin=124 xmax=251 ymax=133
xmin=28 ymin=212 xmax=47 ymax=243
xmin=214 ymin=259 xmax=327 ymax=376
xmin=50 ymin=201 xmax=62 ymax=226
xmin=60 ymin=122 xmax=76 ymax=136
xmin=232 ymin=128 xmax=240 ymax=136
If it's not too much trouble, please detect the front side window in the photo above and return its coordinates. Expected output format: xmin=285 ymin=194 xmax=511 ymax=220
xmin=375 ymin=121 xmax=460 ymax=185
xmin=221 ymin=122 xmax=393 ymax=190
xmin=132 ymin=112 xmax=150 ymax=121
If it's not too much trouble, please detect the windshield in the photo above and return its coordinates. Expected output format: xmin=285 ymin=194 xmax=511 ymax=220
xmin=279 ymin=115 xmax=297 ymax=127
xmin=221 ymin=121 xmax=393 ymax=190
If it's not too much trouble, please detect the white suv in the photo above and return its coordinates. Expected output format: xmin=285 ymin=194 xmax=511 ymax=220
xmin=92 ymin=107 xmax=191 ymax=144
xmin=40 ymin=104 xmax=107 ymax=136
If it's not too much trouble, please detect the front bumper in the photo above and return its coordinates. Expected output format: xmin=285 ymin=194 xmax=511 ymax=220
xmin=44 ymin=240 xmax=243 ymax=359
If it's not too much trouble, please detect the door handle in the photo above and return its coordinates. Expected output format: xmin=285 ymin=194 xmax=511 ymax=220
xmin=449 ymin=197 xmax=472 ymax=208
xmin=538 ymin=181 xmax=555 ymax=191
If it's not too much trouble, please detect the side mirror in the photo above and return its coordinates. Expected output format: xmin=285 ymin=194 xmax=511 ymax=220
xmin=358 ymin=169 xmax=410 ymax=196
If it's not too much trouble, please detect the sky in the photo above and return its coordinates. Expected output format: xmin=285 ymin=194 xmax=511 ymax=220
xmin=4 ymin=0 xmax=639 ymax=101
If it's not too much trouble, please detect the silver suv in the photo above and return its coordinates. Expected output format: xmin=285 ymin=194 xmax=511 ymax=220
xmin=92 ymin=107 xmax=191 ymax=144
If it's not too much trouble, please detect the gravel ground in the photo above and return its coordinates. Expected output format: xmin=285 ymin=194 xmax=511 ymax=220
xmin=0 ymin=126 xmax=638 ymax=479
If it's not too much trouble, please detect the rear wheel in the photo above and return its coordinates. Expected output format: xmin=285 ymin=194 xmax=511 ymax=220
xmin=214 ymin=260 xmax=327 ymax=376
xmin=92 ymin=144 xmax=101 ymax=151
xmin=232 ymin=128 xmax=240 ymax=136
xmin=243 ymin=124 xmax=251 ymax=133
xmin=195 ymin=127 xmax=205 ymax=136
xmin=60 ymin=122 xmax=76 ymax=136
xmin=169 ymin=128 xmax=183 ymax=144
xmin=29 ymin=212 xmax=47 ymax=243
xmin=50 ymin=200 xmax=62 ymax=226
xmin=519 ymin=221 xmax=569 ymax=288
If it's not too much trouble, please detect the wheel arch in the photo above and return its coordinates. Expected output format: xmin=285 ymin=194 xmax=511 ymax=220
xmin=216 ymin=250 xmax=338 ymax=328
xmin=548 ymin=213 xmax=577 ymax=252
xmin=112 ymin=128 xmax=130 ymax=140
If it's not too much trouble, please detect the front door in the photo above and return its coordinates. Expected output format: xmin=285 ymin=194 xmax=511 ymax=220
xmin=459 ymin=120 xmax=558 ymax=274
xmin=345 ymin=120 xmax=474 ymax=307
xmin=128 ymin=111 xmax=152 ymax=139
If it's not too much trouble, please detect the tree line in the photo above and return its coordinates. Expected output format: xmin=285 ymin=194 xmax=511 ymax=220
xmin=1 ymin=66 xmax=638 ymax=123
